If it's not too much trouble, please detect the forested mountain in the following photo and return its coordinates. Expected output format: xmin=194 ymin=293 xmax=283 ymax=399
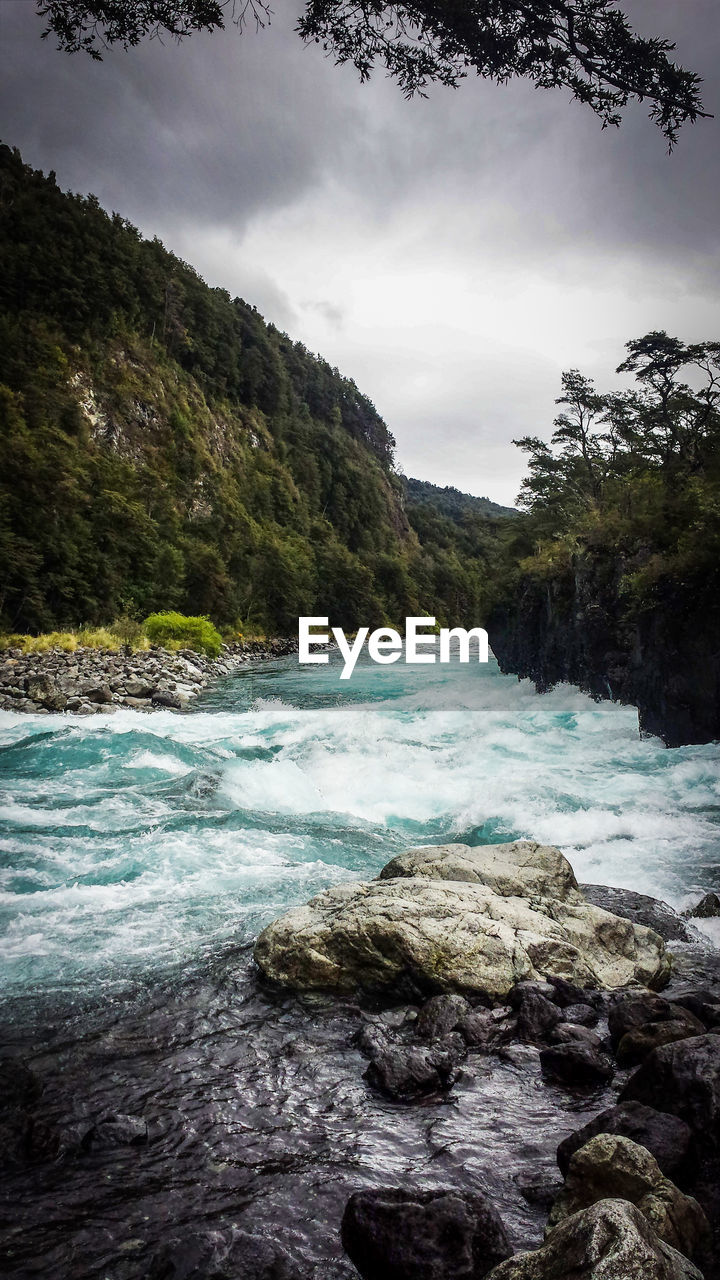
xmin=0 ymin=143 xmax=505 ymax=634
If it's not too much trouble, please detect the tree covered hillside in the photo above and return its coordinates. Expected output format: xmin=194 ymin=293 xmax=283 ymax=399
xmin=0 ymin=143 xmax=504 ymax=634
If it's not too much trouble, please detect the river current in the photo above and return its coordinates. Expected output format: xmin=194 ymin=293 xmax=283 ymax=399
xmin=1 ymin=652 xmax=719 ymax=1277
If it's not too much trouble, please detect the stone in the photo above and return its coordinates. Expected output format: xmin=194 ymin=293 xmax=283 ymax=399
xmin=341 ymin=1187 xmax=513 ymax=1280
xmin=458 ymin=1010 xmax=516 ymax=1052
xmin=80 ymin=680 xmax=113 ymax=704
xmin=25 ymin=673 xmax=67 ymax=712
xmin=546 ymin=975 xmax=604 ymax=1009
xmin=672 ymin=989 xmax=720 ymax=1029
xmin=124 ymin=678 xmax=155 ymax=699
xmin=81 ymin=1112 xmax=148 ymax=1148
xmin=151 ymin=691 xmax=184 ymax=709
xmin=254 ymin=861 xmax=671 ymax=1000
xmin=550 ymin=1024 xmax=603 ymax=1049
xmin=620 ymin=1033 xmax=720 ymax=1148
xmin=364 ymin=1036 xmax=465 ymax=1101
xmin=557 ymin=1101 xmax=693 ymax=1178
xmin=616 ymin=1017 xmax=705 ymax=1067
xmin=416 ymin=993 xmax=471 ymax=1040
xmin=147 ymin=1229 xmax=299 ymax=1279
xmin=0 ymin=1057 xmax=42 ymax=1111
xmin=559 ymin=1002 xmax=598 ymax=1027
xmin=608 ymin=993 xmax=683 ymax=1049
xmin=512 ymin=988 xmax=561 ymax=1043
xmin=540 ymin=1043 xmax=614 ymax=1087
xmin=581 ymin=884 xmax=695 ymax=943
xmin=687 ymin=892 xmax=720 ymax=919
xmin=485 ymin=1200 xmax=703 ymax=1279
xmin=380 ymin=840 xmax=581 ymax=902
xmin=547 ymin=1135 xmax=709 ymax=1260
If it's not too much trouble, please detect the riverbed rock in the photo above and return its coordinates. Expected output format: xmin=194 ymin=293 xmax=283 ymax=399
xmin=341 ymin=1187 xmax=513 ymax=1279
xmin=547 ymin=1135 xmax=709 ymax=1260
xmin=254 ymin=846 xmax=671 ymax=999
xmin=556 ymin=1101 xmax=693 ymax=1178
xmin=485 ymin=1200 xmax=703 ymax=1279
xmin=686 ymin=892 xmax=720 ymax=919
xmin=147 ymin=1228 xmax=299 ymax=1279
xmin=620 ymin=1033 xmax=720 ymax=1148
xmin=581 ymin=884 xmax=694 ymax=943
xmin=364 ymin=1036 xmax=466 ymax=1100
xmin=540 ymin=1042 xmax=614 ymax=1088
xmin=380 ymin=840 xmax=581 ymax=902
xmin=607 ymin=992 xmax=692 ymax=1049
xmin=616 ymin=1016 xmax=705 ymax=1067
xmin=416 ymin=993 xmax=471 ymax=1040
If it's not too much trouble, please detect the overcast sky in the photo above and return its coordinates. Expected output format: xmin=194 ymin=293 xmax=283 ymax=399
xmin=1 ymin=0 xmax=719 ymax=504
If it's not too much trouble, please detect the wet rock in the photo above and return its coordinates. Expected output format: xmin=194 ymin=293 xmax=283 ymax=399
xmin=607 ymin=992 xmax=684 ymax=1049
xmin=81 ymin=1112 xmax=148 ymax=1148
xmin=341 ymin=1186 xmax=513 ymax=1280
xmin=254 ymin=846 xmax=671 ymax=998
xmin=379 ymin=839 xmax=580 ymax=902
xmin=416 ymin=993 xmax=470 ymax=1040
xmin=545 ymin=974 xmax=604 ymax=1010
xmin=672 ymin=989 xmax=720 ymax=1029
xmin=550 ymin=1023 xmax=603 ymax=1049
xmin=616 ymin=1016 xmax=705 ymax=1067
xmin=686 ymin=892 xmax=720 ymax=919
xmin=547 ymin=1135 xmax=709 ymax=1260
xmin=458 ymin=1009 xmax=516 ymax=1052
xmin=0 ymin=1057 xmax=43 ymax=1110
xmin=364 ymin=1035 xmax=466 ymax=1101
xmin=511 ymin=988 xmax=561 ymax=1043
xmin=540 ymin=1042 xmax=614 ymax=1088
xmin=581 ymin=883 xmax=694 ymax=943
xmin=620 ymin=1033 xmax=720 ymax=1148
xmin=557 ymin=1101 xmax=693 ymax=1178
xmin=559 ymin=1002 xmax=598 ymax=1027
xmin=356 ymin=1022 xmax=389 ymax=1059
xmin=147 ymin=1228 xmax=299 ymax=1279
xmin=485 ymin=1199 xmax=703 ymax=1279
xmin=515 ymin=1173 xmax=564 ymax=1212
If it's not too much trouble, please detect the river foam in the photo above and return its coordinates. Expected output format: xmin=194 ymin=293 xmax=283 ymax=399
xmin=1 ymin=651 xmax=719 ymax=995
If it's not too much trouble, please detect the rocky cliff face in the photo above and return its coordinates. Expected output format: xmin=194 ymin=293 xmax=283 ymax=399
xmin=489 ymin=555 xmax=720 ymax=748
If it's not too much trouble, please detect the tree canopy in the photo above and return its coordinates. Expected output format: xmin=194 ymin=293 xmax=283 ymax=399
xmin=37 ymin=0 xmax=707 ymax=144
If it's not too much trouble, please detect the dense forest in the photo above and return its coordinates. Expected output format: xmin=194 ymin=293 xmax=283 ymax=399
xmin=0 ymin=143 xmax=511 ymax=635
xmin=490 ymin=333 xmax=720 ymax=743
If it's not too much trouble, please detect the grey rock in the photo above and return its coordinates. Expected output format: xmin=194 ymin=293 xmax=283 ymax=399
xmin=540 ymin=1042 xmax=614 ymax=1087
xmin=416 ymin=993 xmax=471 ymax=1040
xmin=342 ymin=1186 xmax=512 ymax=1280
xmin=485 ymin=1199 xmax=703 ymax=1279
xmin=686 ymin=892 xmax=720 ymax=919
xmin=620 ymin=1033 xmax=720 ymax=1148
xmin=557 ymin=1101 xmax=693 ymax=1178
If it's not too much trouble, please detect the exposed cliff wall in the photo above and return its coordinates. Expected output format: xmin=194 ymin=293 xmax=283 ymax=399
xmin=489 ymin=553 xmax=720 ymax=748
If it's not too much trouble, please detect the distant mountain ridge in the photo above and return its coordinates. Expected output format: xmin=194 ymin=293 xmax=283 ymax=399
xmin=404 ymin=477 xmax=516 ymax=521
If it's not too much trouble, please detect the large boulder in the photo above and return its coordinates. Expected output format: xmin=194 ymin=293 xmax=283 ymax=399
xmin=546 ymin=1135 xmax=709 ymax=1261
xmin=620 ymin=1033 xmax=720 ymax=1148
xmin=254 ymin=844 xmax=670 ymax=1000
xmin=341 ymin=1187 xmax=513 ymax=1280
xmin=485 ymin=1200 xmax=703 ymax=1279
xmin=556 ymin=1101 xmax=692 ymax=1178
xmin=380 ymin=841 xmax=580 ymax=902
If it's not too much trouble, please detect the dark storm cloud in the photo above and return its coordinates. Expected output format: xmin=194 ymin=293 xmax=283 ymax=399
xmin=1 ymin=0 xmax=719 ymax=501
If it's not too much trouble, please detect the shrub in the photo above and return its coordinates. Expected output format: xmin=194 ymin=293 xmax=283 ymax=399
xmin=142 ymin=611 xmax=223 ymax=658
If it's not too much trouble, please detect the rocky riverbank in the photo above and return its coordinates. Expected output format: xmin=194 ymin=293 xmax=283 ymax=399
xmin=0 ymin=637 xmax=298 ymax=716
xmin=3 ymin=842 xmax=719 ymax=1280
xmin=253 ymin=840 xmax=720 ymax=1279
